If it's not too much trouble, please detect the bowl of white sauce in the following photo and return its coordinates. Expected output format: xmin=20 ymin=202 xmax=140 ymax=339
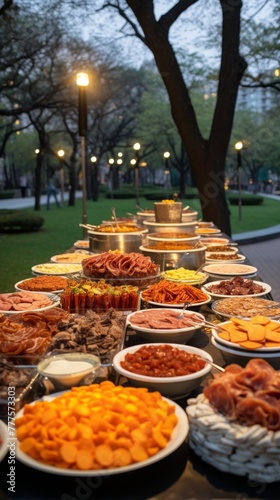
xmin=37 ymin=352 xmax=101 ymax=389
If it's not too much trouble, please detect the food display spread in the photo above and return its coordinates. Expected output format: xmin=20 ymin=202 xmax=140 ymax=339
xmin=2 ymin=203 xmax=280 ymax=493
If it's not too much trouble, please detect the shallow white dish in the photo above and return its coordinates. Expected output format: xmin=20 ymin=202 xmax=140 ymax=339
xmin=0 ymin=420 xmax=8 ymax=462
xmin=211 ymin=321 xmax=280 ymax=352
xmin=200 ymin=237 xmax=229 ymax=245
xmin=202 ymin=280 xmax=271 ymax=299
xmin=140 ymin=291 xmax=211 ymax=309
xmin=15 ymin=393 xmax=189 ymax=476
xmin=73 ymin=240 xmax=90 ymax=249
xmin=161 ymin=270 xmax=208 ymax=285
xmin=32 ymin=263 xmax=82 ymax=275
xmin=113 ymin=343 xmax=213 ymax=399
xmin=203 ymin=263 xmax=257 ymax=277
xmin=126 ymin=308 xmax=206 ymax=343
xmin=50 ymin=253 xmax=87 ymax=264
xmin=205 ymin=254 xmax=246 ymax=264
xmin=14 ymin=277 xmax=67 ymax=294
xmin=195 ymin=228 xmax=221 ymax=236
xmin=211 ymin=297 xmax=280 ymax=320
xmin=0 ymin=291 xmax=60 ymax=315
xmin=211 ymin=336 xmax=280 ymax=369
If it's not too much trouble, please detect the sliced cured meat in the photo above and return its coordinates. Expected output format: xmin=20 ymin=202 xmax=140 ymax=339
xmin=0 ymin=307 xmax=68 ymax=355
xmin=128 ymin=309 xmax=203 ymax=330
xmin=82 ymin=250 xmax=159 ymax=279
xmin=203 ymin=359 xmax=280 ymax=431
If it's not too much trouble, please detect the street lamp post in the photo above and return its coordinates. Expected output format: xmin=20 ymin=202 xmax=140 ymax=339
xmin=76 ymin=72 xmax=89 ymax=238
xmin=57 ymin=149 xmax=65 ymax=206
xmin=235 ymin=141 xmax=243 ymax=222
xmin=133 ymin=142 xmax=141 ymax=206
xmin=163 ymin=151 xmax=170 ymax=194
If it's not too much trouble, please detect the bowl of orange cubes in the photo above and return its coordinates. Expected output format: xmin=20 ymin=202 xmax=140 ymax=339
xmin=211 ymin=315 xmax=280 ymax=368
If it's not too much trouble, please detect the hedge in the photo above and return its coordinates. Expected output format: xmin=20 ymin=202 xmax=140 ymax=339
xmin=0 ymin=210 xmax=45 ymax=232
xmin=227 ymin=194 xmax=264 ymax=206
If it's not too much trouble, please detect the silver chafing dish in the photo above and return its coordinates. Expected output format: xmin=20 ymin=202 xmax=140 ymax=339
xmin=87 ymin=223 xmax=148 ymax=253
xmin=139 ymin=244 xmax=206 ymax=272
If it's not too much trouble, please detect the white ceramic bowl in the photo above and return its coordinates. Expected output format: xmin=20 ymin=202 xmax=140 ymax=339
xmin=126 ymin=308 xmax=206 ymax=343
xmin=211 ymin=337 xmax=280 ymax=369
xmin=37 ymin=352 xmax=101 ymax=389
xmin=182 ymin=210 xmax=198 ymax=222
xmin=113 ymin=343 xmax=213 ymax=399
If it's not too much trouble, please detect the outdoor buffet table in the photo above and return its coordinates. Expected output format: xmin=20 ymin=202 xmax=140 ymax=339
xmin=1 ymin=241 xmax=280 ymax=500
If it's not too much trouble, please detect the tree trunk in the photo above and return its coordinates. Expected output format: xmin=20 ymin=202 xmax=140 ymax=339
xmin=124 ymin=0 xmax=247 ymax=236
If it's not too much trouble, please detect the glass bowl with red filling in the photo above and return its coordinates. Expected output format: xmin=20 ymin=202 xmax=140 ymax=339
xmin=112 ymin=343 xmax=213 ymax=399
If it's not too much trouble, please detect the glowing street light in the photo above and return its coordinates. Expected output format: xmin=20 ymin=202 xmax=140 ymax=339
xmin=235 ymin=141 xmax=243 ymax=221
xmin=163 ymin=151 xmax=170 ymax=168
xmin=57 ymin=149 xmax=65 ymax=206
xmin=76 ymin=72 xmax=89 ymax=238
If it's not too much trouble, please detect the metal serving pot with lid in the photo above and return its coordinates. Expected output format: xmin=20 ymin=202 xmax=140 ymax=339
xmin=89 ymin=224 xmax=148 ymax=253
xmin=143 ymin=220 xmax=197 ymax=235
xmin=139 ymin=244 xmax=207 ymax=272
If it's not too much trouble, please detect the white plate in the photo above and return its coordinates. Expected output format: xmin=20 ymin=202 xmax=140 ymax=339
xmin=195 ymin=228 xmax=221 ymax=236
xmin=203 ymin=264 xmax=257 ymax=276
xmin=32 ymin=263 xmax=82 ymax=275
xmin=202 ymin=280 xmax=271 ymax=299
xmin=14 ymin=277 xmax=67 ymax=294
xmin=50 ymin=254 xmax=87 ymax=264
xmin=212 ymin=321 xmax=280 ymax=352
xmin=200 ymin=237 xmax=230 ymax=245
xmin=0 ymin=291 xmax=60 ymax=314
xmin=73 ymin=240 xmax=90 ymax=249
xmin=205 ymin=254 xmax=246 ymax=264
xmin=140 ymin=291 xmax=211 ymax=308
xmin=0 ymin=420 xmax=8 ymax=462
xmin=15 ymin=393 xmax=189 ymax=476
xmin=211 ymin=297 xmax=280 ymax=320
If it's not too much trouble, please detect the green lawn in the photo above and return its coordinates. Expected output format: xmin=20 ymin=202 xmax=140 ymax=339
xmin=1 ymin=193 xmax=279 ymax=292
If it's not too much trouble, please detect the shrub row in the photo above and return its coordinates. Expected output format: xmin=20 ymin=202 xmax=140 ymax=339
xmin=0 ymin=191 xmax=15 ymax=200
xmin=227 ymin=195 xmax=264 ymax=206
xmin=0 ymin=210 xmax=45 ymax=232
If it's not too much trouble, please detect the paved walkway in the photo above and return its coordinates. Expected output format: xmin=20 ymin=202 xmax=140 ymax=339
xmin=1 ymin=192 xmax=279 ymax=301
